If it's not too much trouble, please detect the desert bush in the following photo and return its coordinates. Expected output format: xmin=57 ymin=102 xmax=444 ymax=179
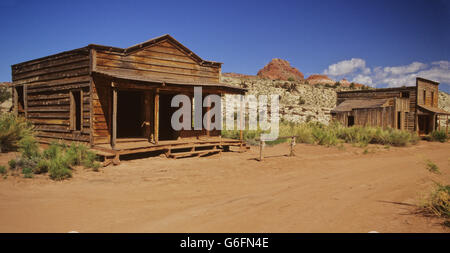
xmin=0 ymin=165 xmax=6 ymax=175
xmin=420 ymin=183 xmax=450 ymax=218
xmin=48 ymin=154 xmax=72 ymax=180
xmin=0 ymin=113 xmax=34 ymax=152
xmin=8 ymin=159 xmax=16 ymax=169
xmin=430 ymin=130 xmax=448 ymax=143
xmin=425 ymin=159 xmax=440 ymax=174
xmin=222 ymin=121 xmax=419 ymax=148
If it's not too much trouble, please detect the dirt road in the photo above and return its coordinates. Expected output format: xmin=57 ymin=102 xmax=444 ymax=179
xmin=0 ymin=141 xmax=448 ymax=232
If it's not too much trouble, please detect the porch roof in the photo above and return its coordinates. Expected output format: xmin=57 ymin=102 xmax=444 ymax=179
xmin=418 ymin=105 xmax=450 ymax=115
xmin=92 ymin=70 xmax=247 ymax=94
xmin=331 ymin=98 xmax=390 ymax=113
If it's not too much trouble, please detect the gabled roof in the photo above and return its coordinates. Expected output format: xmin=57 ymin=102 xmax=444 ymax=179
xmin=12 ymin=34 xmax=222 ymax=68
xmin=332 ymin=98 xmax=391 ymax=113
xmin=88 ymin=34 xmax=222 ymax=67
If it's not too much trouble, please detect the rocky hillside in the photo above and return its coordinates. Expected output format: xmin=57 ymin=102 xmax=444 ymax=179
xmin=221 ymin=75 xmax=450 ymax=125
xmin=0 ymin=82 xmax=12 ymax=112
xmin=257 ymin=59 xmax=304 ymax=81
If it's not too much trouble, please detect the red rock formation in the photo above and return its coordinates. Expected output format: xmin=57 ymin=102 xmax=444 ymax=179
xmin=306 ymin=74 xmax=335 ymax=85
xmin=257 ymin=59 xmax=304 ymax=81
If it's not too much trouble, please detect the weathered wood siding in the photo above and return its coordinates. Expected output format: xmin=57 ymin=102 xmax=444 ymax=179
xmin=91 ymin=76 xmax=111 ymax=145
xmin=336 ymin=87 xmax=417 ymax=131
xmin=11 ymin=48 xmax=91 ymax=144
xmin=417 ymin=78 xmax=439 ymax=108
xmin=93 ymin=40 xmax=220 ymax=84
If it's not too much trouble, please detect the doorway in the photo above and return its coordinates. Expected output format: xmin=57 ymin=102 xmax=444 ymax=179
xmin=117 ymin=90 xmax=145 ymax=138
xmin=158 ymin=93 xmax=178 ymax=140
xmin=347 ymin=116 xmax=354 ymax=127
xmin=418 ymin=115 xmax=431 ymax=135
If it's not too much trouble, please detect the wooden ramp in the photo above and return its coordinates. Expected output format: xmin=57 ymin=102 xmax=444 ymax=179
xmin=91 ymin=137 xmax=247 ymax=165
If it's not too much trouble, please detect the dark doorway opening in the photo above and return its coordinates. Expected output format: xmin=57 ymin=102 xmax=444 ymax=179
xmin=117 ymin=90 xmax=144 ymax=138
xmin=397 ymin=112 xmax=402 ymax=130
xmin=15 ymin=86 xmax=25 ymax=116
xmin=418 ymin=115 xmax=430 ymax=135
xmin=70 ymin=90 xmax=82 ymax=131
xmin=347 ymin=116 xmax=354 ymax=127
xmin=159 ymin=93 xmax=177 ymax=141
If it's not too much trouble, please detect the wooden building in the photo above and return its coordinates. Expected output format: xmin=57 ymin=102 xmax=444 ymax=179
xmin=331 ymin=77 xmax=449 ymax=135
xmin=11 ymin=34 xmax=247 ymax=161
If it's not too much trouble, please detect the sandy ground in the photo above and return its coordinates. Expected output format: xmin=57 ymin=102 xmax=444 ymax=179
xmin=0 ymin=141 xmax=449 ymax=233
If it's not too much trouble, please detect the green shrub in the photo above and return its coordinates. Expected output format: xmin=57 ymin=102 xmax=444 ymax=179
xmin=287 ymin=77 xmax=295 ymax=82
xmin=22 ymin=166 xmax=33 ymax=178
xmin=0 ymin=86 xmax=11 ymax=104
xmin=0 ymin=165 xmax=6 ymax=175
xmin=48 ymin=154 xmax=72 ymax=180
xmin=0 ymin=113 xmax=34 ymax=153
xmin=18 ymin=135 xmax=40 ymax=159
xmin=431 ymin=130 xmax=448 ymax=143
xmin=426 ymin=159 xmax=440 ymax=174
xmin=8 ymin=159 xmax=16 ymax=169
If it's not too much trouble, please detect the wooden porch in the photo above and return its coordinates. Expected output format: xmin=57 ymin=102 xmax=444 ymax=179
xmin=92 ymin=137 xmax=247 ymax=165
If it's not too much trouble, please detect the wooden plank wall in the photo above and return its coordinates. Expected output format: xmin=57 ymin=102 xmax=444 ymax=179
xmin=91 ymin=77 xmax=111 ymax=145
xmin=11 ymin=49 xmax=91 ymax=144
xmin=337 ymin=88 xmax=417 ymax=131
xmin=417 ymin=79 xmax=439 ymax=108
xmin=93 ymin=40 xmax=220 ymax=84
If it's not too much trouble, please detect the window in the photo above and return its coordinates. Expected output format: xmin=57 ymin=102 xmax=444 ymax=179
xmin=401 ymin=91 xmax=409 ymax=98
xmin=423 ymin=90 xmax=426 ymax=104
xmin=431 ymin=91 xmax=434 ymax=106
xmin=70 ymin=90 xmax=82 ymax=131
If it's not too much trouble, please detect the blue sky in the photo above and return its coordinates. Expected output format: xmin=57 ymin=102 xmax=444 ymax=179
xmin=0 ymin=0 xmax=449 ymax=92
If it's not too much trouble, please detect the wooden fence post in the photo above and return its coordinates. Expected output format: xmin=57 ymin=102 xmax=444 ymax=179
xmin=259 ymin=140 xmax=265 ymax=161
xmin=290 ymin=136 xmax=296 ymax=157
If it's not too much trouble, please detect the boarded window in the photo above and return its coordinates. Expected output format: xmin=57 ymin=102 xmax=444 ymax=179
xmin=70 ymin=90 xmax=82 ymax=131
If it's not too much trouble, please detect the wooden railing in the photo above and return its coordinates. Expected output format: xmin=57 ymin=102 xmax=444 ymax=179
xmin=255 ymin=136 xmax=298 ymax=161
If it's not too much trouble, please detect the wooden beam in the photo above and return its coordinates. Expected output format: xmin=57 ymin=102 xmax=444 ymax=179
xmin=112 ymin=83 xmax=117 ymax=149
xmin=154 ymin=89 xmax=159 ymax=144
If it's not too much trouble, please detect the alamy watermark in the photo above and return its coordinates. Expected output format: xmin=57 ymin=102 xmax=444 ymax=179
xmin=170 ymin=87 xmax=279 ymax=141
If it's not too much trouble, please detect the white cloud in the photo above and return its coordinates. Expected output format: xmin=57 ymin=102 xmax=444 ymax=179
xmin=323 ymin=58 xmax=368 ymax=76
xmin=352 ymin=74 xmax=373 ymax=85
xmin=383 ymin=62 xmax=427 ymax=75
xmin=322 ymin=59 xmax=449 ymax=89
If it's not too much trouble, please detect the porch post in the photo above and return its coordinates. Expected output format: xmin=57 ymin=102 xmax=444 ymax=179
xmin=431 ymin=113 xmax=436 ymax=132
xmin=154 ymin=89 xmax=159 ymax=144
xmin=446 ymin=115 xmax=448 ymax=135
xmin=111 ymin=82 xmax=117 ymax=149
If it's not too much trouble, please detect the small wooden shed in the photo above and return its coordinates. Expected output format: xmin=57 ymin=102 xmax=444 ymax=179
xmin=11 ymin=34 xmax=247 ymax=161
xmin=331 ymin=77 xmax=449 ymax=135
